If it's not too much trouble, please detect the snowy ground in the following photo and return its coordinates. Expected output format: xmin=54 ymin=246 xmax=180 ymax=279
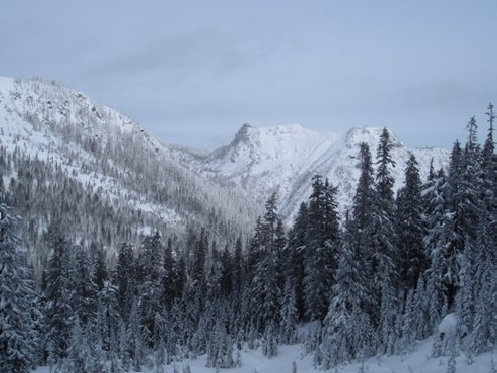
xmin=33 ymin=337 xmax=496 ymax=373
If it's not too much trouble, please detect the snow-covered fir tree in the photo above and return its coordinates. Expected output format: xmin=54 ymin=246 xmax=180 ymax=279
xmin=371 ymin=128 xmax=399 ymax=355
xmin=248 ymin=193 xmax=283 ymax=356
xmin=0 ymin=204 xmax=38 ymax=372
xmin=43 ymin=225 xmax=74 ymax=362
xmin=303 ymin=176 xmax=340 ymax=323
xmin=395 ymin=153 xmax=426 ymax=290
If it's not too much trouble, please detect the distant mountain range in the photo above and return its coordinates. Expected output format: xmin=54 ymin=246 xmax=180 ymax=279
xmin=0 ymin=77 xmax=449 ymax=250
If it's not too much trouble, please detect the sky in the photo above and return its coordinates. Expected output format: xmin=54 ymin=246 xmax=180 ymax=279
xmin=1 ymin=0 xmax=496 ymax=150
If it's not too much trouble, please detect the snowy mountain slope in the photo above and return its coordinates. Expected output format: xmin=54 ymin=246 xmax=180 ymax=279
xmin=180 ymin=123 xmax=449 ymax=224
xmin=0 ymin=77 xmax=259 ymax=250
xmin=0 ymin=77 xmax=177 ymax=223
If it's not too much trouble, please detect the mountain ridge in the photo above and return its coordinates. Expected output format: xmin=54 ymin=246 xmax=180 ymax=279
xmin=182 ymin=122 xmax=448 ymax=223
xmin=0 ymin=76 xmax=449 ymax=245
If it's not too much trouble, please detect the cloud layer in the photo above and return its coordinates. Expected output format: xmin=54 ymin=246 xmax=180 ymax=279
xmin=1 ymin=0 xmax=496 ymax=149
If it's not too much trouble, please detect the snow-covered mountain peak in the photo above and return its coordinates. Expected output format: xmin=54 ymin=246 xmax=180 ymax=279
xmin=229 ymin=122 xmax=323 ymax=147
xmin=189 ymin=122 xmax=449 ymax=225
xmin=231 ymin=123 xmax=253 ymax=145
xmin=213 ymin=122 xmax=335 ymax=166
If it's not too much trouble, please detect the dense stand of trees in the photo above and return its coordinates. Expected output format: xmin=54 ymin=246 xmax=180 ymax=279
xmin=1 ymin=106 xmax=497 ymax=372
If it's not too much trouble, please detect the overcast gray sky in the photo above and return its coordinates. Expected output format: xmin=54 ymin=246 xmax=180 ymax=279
xmin=1 ymin=0 xmax=496 ymax=149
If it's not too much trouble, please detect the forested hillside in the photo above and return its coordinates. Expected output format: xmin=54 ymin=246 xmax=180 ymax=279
xmin=0 ymin=77 xmax=260 ymax=267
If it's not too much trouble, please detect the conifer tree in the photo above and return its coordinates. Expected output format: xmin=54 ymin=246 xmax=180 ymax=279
xmin=231 ymin=236 xmax=246 ymax=340
xmin=162 ymin=238 xmax=177 ymax=312
xmin=396 ymin=153 xmax=426 ymax=290
xmin=232 ymin=236 xmax=244 ymax=294
xmin=318 ymin=142 xmax=380 ymax=368
xmin=127 ymin=297 xmax=144 ymax=371
xmin=98 ymin=281 xmax=121 ymax=354
xmin=137 ymin=231 xmax=164 ymax=348
xmin=191 ymin=229 xmax=207 ymax=291
xmin=0 ymin=204 xmax=38 ymax=372
xmin=280 ymin=277 xmax=298 ymax=345
xmin=116 ymin=242 xmax=134 ymax=320
xmin=186 ymin=228 xmax=208 ymax=342
xmin=93 ymin=246 xmax=108 ymax=292
xmin=469 ymin=209 xmax=495 ymax=354
xmin=468 ymin=106 xmax=497 ymax=353
xmin=349 ymin=142 xmax=377 ymax=318
xmin=220 ymin=244 xmax=233 ymax=297
xmin=372 ymin=127 xmax=398 ymax=354
xmin=482 ymin=103 xmax=495 ymax=184
xmin=304 ymin=176 xmax=340 ymax=322
xmin=246 ymin=216 xmax=263 ymax=283
xmin=249 ymin=193 xmax=283 ymax=344
xmin=422 ymin=167 xmax=451 ymax=330
xmin=43 ymin=224 xmax=73 ymax=360
xmin=71 ymin=245 xmax=98 ymax=326
xmin=286 ymin=202 xmax=308 ymax=321
xmin=455 ymin=117 xmax=483 ymax=337
xmin=354 ymin=143 xmax=375 ymax=233
xmin=64 ymin=316 xmax=91 ymax=373
xmin=320 ymin=210 xmax=374 ymax=367
xmin=443 ymin=140 xmax=464 ymax=308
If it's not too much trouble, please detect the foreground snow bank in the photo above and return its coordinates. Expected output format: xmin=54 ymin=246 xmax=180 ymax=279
xmin=33 ymin=337 xmax=496 ymax=373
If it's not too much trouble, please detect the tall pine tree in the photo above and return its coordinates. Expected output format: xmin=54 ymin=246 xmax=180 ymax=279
xmin=372 ymin=128 xmax=398 ymax=354
xmin=0 ymin=204 xmax=38 ymax=372
xmin=304 ymin=176 xmax=340 ymax=322
xmin=395 ymin=153 xmax=426 ymax=290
